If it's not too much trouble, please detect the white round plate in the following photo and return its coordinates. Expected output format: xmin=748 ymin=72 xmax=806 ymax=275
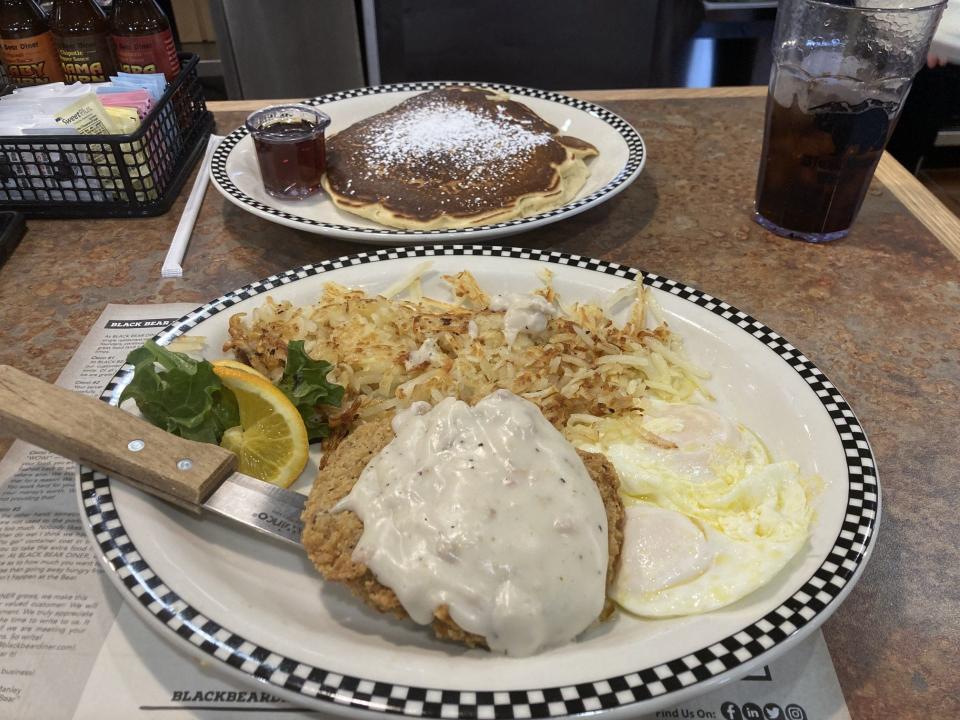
xmin=81 ymin=247 xmax=879 ymax=719
xmin=209 ymin=82 xmax=645 ymax=245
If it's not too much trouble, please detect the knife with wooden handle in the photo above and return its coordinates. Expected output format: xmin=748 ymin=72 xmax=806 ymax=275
xmin=0 ymin=364 xmax=307 ymax=546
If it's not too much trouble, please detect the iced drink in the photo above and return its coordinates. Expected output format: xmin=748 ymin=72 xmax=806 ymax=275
xmin=755 ymin=66 xmax=901 ymax=240
xmin=753 ymin=0 xmax=945 ymax=243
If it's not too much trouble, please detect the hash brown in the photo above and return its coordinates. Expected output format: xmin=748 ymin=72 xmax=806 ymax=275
xmin=222 ymin=272 xmax=709 ymax=448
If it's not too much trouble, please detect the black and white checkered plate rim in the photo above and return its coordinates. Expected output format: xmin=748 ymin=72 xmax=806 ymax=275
xmin=209 ymin=81 xmax=645 ymax=238
xmin=82 ymin=246 xmax=878 ymax=720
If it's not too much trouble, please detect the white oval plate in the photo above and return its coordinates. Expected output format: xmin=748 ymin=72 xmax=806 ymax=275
xmin=80 ymin=247 xmax=879 ymax=719
xmin=209 ymin=83 xmax=645 ymax=245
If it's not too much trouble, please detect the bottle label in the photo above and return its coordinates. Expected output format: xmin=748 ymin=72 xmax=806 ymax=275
xmin=57 ymin=33 xmax=115 ymax=82
xmin=0 ymin=31 xmax=65 ymax=85
xmin=113 ymin=29 xmax=179 ymax=81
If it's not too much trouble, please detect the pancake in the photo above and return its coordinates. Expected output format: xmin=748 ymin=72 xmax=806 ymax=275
xmin=321 ymin=87 xmax=598 ymax=230
xmin=301 ymin=416 xmax=625 ymax=649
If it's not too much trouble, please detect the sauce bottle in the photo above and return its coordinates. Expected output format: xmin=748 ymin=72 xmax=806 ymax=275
xmin=50 ymin=0 xmax=117 ymax=83
xmin=110 ymin=0 xmax=179 ymax=81
xmin=0 ymin=0 xmax=65 ymax=86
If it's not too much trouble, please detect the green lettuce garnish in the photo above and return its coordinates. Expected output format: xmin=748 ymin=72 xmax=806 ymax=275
xmin=120 ymin=340 xmax=239 ymax=444
xmin=120 ymin=339 xmax=344 ymax=445
xmin=276 ymin=340 xmax=345 ymax=441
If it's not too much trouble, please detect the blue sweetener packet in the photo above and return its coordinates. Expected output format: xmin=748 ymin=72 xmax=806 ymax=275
xmin=96 ymin=85 xmax=139 ymax=94
xmin=108 ymin=78 xmax=158 ymax=100
xmin=115 ymin=72 xmax=167 ymax=101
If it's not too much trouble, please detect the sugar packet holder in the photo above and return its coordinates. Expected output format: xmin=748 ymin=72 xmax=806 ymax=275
xmin=0 ymin=53 xmax=211 ymax=218
xmin=50 ymin=94 xmax=163 ymax=202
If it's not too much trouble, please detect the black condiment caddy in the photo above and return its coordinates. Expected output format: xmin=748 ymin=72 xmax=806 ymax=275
xmin=0 ymin=53 xmax=212 ymax=218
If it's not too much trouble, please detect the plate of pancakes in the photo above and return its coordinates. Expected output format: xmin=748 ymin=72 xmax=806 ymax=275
xmin=81 ymin=247 xmax=878 ymax=719
xmin=210 ymin=82 xmax=645 ymax=244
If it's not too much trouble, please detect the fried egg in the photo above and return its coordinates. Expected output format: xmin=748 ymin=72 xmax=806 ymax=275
xmin=573 ymin=401 xmax=820 ymax=617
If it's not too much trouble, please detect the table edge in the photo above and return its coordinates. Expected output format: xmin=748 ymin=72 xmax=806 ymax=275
xmin=205 ymin=87 xmax=769 ymax=112
xmin=874 ymin=154 xmax=960 ymax=260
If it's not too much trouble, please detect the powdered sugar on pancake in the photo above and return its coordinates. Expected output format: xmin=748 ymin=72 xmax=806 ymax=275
xmin=363 ymin=99 xmax=553 ymax=179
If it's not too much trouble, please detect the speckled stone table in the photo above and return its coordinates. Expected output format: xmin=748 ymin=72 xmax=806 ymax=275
xmin=0 ymin=88 xmax=957 ymax=718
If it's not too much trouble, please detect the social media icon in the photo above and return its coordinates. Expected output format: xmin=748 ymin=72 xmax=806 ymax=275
xmin=743 ymin=703 xmax=763 ymax=720
xmin=720 ymin=702 xmax=743 ymax=720
xmin=785 ymin=705 xmax=808 ymax=720
xmin=763 ymin=703 xmax=783 ymax=719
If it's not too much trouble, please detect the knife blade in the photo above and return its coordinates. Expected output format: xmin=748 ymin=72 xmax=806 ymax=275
xmin=0 ymin=364 xmax=307 ymax=546
xmin=205 ymin=472 xmax=305 ymax=546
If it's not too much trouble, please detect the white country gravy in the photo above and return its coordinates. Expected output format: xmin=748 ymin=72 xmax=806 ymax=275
xmin=404 ymin=337 xmax=445 ymax=370
xmin=489 ymin=292 xmax=557 ymax=345
xmin=334 ymin=390 xmax=608 ymax=656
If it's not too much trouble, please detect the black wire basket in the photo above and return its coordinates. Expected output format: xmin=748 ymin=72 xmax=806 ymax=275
xmin=0 ymin=53 xmax=212 ymax=219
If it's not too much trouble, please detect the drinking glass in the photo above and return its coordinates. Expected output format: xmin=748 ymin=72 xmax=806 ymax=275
xmin=754 ymin=0 xmax=946 ymax=243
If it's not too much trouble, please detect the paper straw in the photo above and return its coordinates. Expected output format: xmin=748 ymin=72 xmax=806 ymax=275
xmin=161 ymin=134 xmax=222 ymax=278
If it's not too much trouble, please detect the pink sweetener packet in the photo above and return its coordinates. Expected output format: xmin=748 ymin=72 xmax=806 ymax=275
xmin=98 ymin=91 xmax=154 ymax=119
